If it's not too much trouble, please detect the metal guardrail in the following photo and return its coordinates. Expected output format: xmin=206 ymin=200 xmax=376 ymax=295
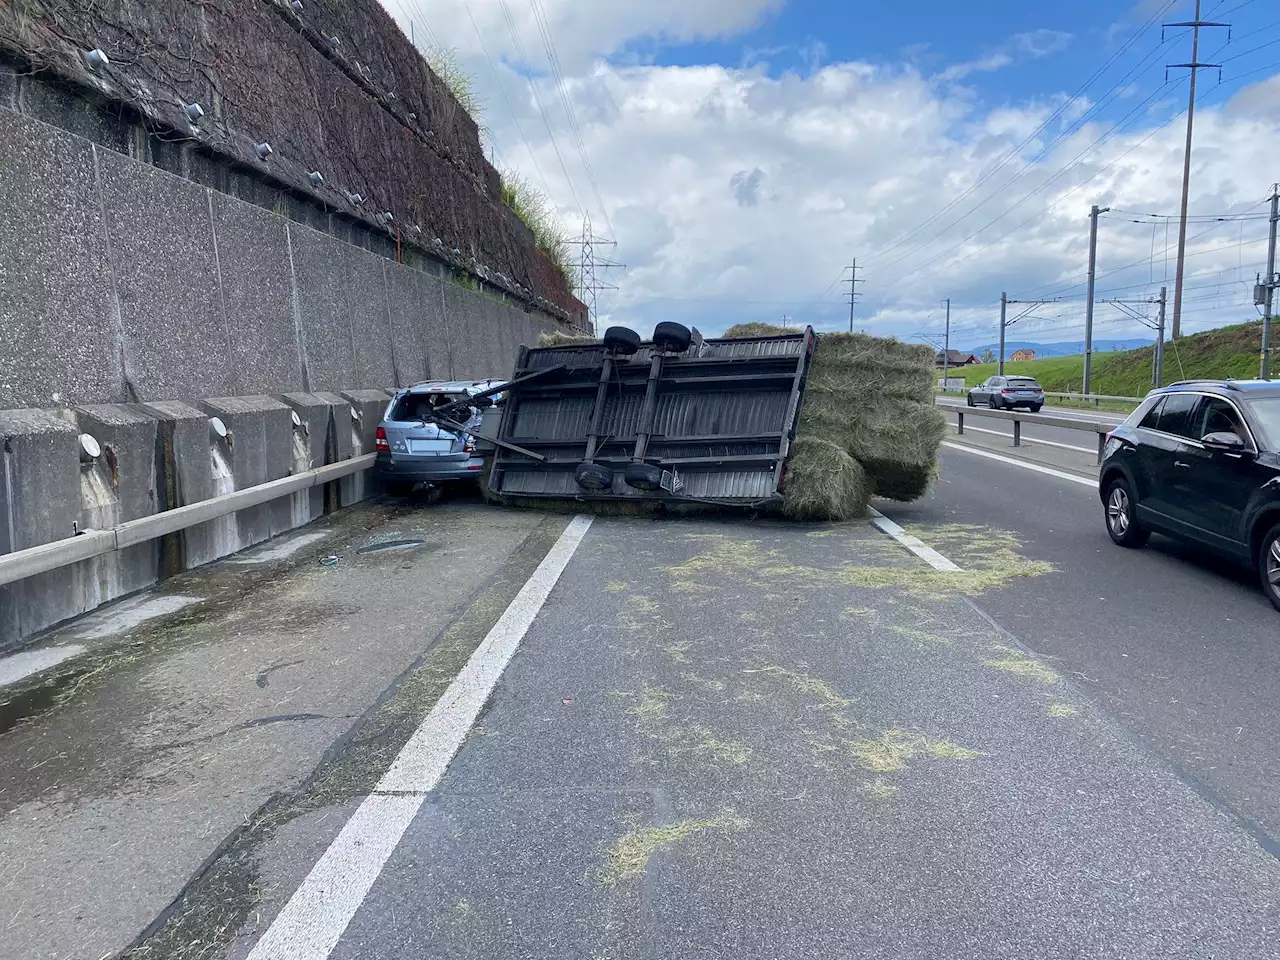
xmin=0 ymin=454 xmax=377 ymax=588
xmin=948 ymin=405 xmax=1113 ymax=464
xmin=1041 ymin=391 xmax=1143 ymax=405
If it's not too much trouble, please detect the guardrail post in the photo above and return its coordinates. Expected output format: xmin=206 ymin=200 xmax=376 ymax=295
xmin=957 ymin=411 xmax=964 ymax=435
xmin=1013 ymin=419 xmax=1021 ymax=447
xmin=1097 ymin=432 xmax=1105 ymax=465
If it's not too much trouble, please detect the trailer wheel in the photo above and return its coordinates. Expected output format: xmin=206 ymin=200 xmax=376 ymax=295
xmin=653 ymin=321 xmax=692 ymax=353
xmin=603 ymin=326 xmax=641 ymax=355
xmin=574 ymin=462 xmax=615 ymax=490
xmin=624 ymin=462 xmax=664 ymax=491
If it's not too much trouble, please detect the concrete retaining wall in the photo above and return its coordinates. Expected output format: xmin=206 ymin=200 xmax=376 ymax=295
xmin=0 ymin=389 xmax=390 ymax=653
xmin=0 ymin=106 xmax=565 ymax=411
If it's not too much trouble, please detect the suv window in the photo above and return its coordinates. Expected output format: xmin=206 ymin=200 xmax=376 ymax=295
xmin=1155 ymin=391 xmax=1200 ymax=439
xmin=1192 ymin=397 xmax=1248 ymax=445
xmin=1248 ymin=398 xmax=1280 ymax=448
xmin=1138 ymin=396 xmax=1165 ymax=429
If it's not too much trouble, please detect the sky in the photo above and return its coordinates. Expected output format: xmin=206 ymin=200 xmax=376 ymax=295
xmin=379 ymin=0 xmax=1280 ymax=350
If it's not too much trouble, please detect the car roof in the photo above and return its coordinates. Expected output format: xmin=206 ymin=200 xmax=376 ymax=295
xmin=1154 ymin=379 xmax=1280 ymax=400
xmin=400 ymin=378 xmax=503 ymax=395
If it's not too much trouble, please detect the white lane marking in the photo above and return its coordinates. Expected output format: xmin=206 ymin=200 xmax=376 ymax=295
xmin=960 ymin=424 xmax=1095 ymax=455
xmin=245 ymin=515 xmax=594 ymax=960
xmin=942 ymin=441 xmax=1097 ymax=487
xmin=0 ymin=645 xmax=86 ymax=687
xmin=868 ymin=508 xmax=963 ymax=572
xmin=69 ymin=594 xmax=204 ymax=640
xmin=228 ymin=531 xmax=332 ymax=564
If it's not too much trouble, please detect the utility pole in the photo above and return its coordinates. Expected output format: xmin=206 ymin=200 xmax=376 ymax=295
xmin=999 ymin=293 xmax=1007 ymax=375
xmin=843 ymin=259 xmax=863 ymax=333
xmin=1002 ymin=295 xmax=1060 ymax=376
xmin=1084 ymin=204 xmax=1110 ymax=395
xmin=1166 ymin=0 xmax=1228 ymax=340
xmin=1260 ymin=187 xmax=1279 ymax=379
xmin=1156 ymin=286 xmax=1167 ymax=386
xmin=942 ymin=297 xmax=951 ymax=389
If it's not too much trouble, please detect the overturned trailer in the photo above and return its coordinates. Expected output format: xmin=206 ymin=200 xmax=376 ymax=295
xmin=483 ymin=323 xmax=816 ymax=508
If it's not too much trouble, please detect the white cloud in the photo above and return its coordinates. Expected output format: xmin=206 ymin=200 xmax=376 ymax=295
xmin=382 ymin=2 xmax=1280 ymax=346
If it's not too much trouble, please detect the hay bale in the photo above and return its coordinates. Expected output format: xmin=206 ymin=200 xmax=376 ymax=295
xmin=537 ymin=330 xmax=600 ymax=348
xmin=722 ymin=322 xmax=793 ymax=339
xmin=782 ymin=437 xmax=871 ymax=521
xmin=800 ymin=399 xmax=945 ymax=501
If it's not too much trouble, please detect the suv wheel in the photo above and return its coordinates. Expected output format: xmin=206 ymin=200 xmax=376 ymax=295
xmin=1104 ymin=476 xmax=1149 ymax=548
xmin=1258 ymin=523 xmax=1280 ymax=612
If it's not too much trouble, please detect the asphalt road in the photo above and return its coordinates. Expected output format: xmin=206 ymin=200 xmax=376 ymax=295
xmin=882 ymin=443 xmax=1280 ymax=851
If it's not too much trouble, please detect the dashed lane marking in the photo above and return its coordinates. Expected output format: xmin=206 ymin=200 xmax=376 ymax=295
xmin=868 ymin=508 xmax=963 ymax=572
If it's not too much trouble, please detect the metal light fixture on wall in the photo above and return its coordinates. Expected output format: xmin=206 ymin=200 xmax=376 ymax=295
xmin=84 ymin=49 xmax=110 ymax=70
xmin=255 ymin=142 xmax=273 ymax=160
xmin=183 ymin=102 xmax=205 ymax=124
xmin=289 ymin=0 xmax=303 ymax=11
xmin=309 ymin=171 xmax=324 ymax=186
xmin=346 ymin=192 xmax=364 ymax=205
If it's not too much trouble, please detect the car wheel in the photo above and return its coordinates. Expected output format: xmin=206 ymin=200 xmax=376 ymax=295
xmin=1031 ymin=404 xmax=1043 ymax=413
xmin=624 ymin=462 xmax=665 ymax=491
xmin=1258 ymin=523 xmax=1280 ymax=612
xmin=1104 ymin=476 xmax=1149 ymax=548
xmin=966 ymin=393 xmax=975 ymax=407
xmin=988 ymin=395 xmax=999 ymax=409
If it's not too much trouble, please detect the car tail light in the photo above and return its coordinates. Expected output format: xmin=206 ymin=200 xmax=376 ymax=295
xmin=1001 ymin=388 xmax=1012 ymax=394
xmin=375 ymin=426 xmax=390 ymax=452
xmin=1034 ymin=387 xmax=1044 ymax=394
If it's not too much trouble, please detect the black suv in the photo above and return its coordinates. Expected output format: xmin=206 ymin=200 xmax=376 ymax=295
xmin=1099 ymin=380 xmax=1280 ymax=610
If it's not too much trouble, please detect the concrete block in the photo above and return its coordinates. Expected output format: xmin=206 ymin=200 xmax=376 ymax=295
xmin=198 ymin=397 xmax=293 ymax=551
xmin=339 ymin=389 xmax=391 ymax=503
xmin=0 ymin=409 xmax=81 ymax=652
xmin=382 ymin=263 xmax=430 ymax=387
xmin=209 ymin=192 xmax=304 ymax=395
xmin=445 ymin=283 xmax=508 ymax=381
xmin=287 ymin=224 xmax=367 ymax=391
xmin=0 ymin=108 xmax=119 ymax=409
xmin=139 ymin=400 xmax=219 ymax=571
xmin=419 ymin=273 xmax=455 ymax=380
xmin=347 ymin=251 xmax=398 ymax=390
xmin=280 ymin=392 xmax=353 ymax=522
xmin=94 ymin=143 xmax=236 ymax=400
xmin=72 ymin=404 xmax=161 ymax=607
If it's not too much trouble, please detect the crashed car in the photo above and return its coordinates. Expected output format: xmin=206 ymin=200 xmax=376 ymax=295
xmin=375 ymin=379 xmax=504 ymax=496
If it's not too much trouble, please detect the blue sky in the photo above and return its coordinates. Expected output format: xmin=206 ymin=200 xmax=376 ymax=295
xmin=395 ymin=0 xmax=1280 ymax=348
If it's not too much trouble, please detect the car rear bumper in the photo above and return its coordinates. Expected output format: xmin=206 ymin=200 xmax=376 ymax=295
xmin=376 ymin=453 xmax=487 ymax=482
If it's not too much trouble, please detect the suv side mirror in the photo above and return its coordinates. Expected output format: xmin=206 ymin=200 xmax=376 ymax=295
xmin=1202 ymin=431 xmax=1246 ymax=453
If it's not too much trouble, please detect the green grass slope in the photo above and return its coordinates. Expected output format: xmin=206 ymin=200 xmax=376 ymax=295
xmin=946 ymin=320 xmax=1267 ymax=397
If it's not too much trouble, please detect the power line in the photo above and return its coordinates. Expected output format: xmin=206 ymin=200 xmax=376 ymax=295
xmin=495 ymin=0 xmax=585 ymax=214
xmin=525 ymin=0 xmax=617 ymax=240
xmin=859 ymin=0 xmax=1178 ymax=268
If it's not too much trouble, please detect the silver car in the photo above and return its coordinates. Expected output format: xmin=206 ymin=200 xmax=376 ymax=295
xmin=375 ymin=379 xmax=503 ymax=495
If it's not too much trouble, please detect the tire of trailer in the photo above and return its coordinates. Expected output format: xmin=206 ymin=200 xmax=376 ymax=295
xmin=653 ymin=321 xmax=692 ymax=353
xmin=574 ymin=462 xmax=615 ymax=490
xmin=603 ymin=326 xmax=641 ymax=355
xmin=624 ymin=462 xmax=665 ymax=491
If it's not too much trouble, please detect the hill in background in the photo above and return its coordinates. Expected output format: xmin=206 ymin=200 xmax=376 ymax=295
xmin=948 ymin=320 xmax=1268 ymax=396
xmin=963 ymin=338 xmax=1153 ymax=358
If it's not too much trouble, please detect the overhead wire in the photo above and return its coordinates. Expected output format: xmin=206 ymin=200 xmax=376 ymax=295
xmin=526 ymin=0 xmax=617 ymax=240
xmin=858 ymin=0 xmax=1178 ymax=268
